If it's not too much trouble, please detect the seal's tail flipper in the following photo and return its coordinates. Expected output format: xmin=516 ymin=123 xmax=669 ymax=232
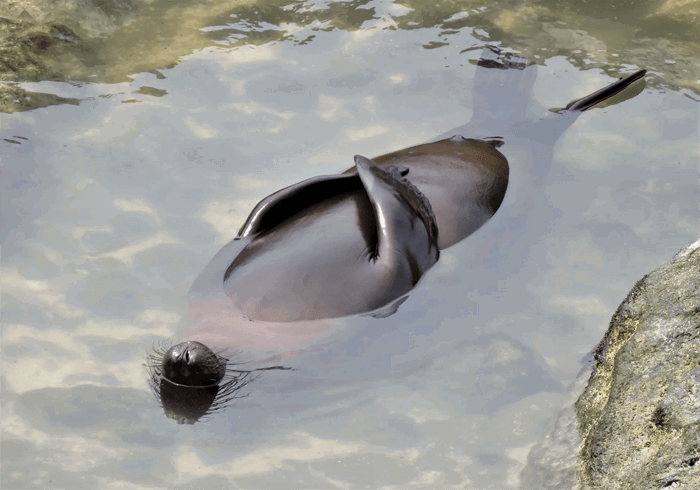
xmin=560 ymin=69 xmax=647 ymax=113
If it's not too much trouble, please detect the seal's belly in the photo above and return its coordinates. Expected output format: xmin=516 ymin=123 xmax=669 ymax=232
xmin=224 ymin=191 xmax=390 ymax=322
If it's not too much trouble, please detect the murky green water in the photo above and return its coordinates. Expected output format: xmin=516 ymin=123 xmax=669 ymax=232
xmin=1 ymin=0 xmax=698 ymax=488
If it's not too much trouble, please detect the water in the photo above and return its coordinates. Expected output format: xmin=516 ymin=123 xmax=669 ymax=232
xmin=2 ymin=0 xmax=698 ymax=488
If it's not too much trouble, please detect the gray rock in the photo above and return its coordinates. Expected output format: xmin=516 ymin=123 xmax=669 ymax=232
xmin=521 ymin=238 xmax=700 ymax=489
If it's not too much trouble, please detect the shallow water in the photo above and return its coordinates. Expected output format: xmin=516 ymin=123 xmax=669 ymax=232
xmin=2 ymin=0 xmax=699 ymax=488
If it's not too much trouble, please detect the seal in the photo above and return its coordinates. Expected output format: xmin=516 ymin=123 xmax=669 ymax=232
xmin=149 ymin=48 xmax=648 ymax=423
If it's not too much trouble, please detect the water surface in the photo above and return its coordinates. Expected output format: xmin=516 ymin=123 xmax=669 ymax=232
xmin=1 ymin=0 xmax=698 ymax=488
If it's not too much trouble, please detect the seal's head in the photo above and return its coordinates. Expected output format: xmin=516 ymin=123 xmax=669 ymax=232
xmin=160 ymin=341 xmax=226 ymax=387
xmin=146 ymin=340 xmax=245 ymax=424
xmin=145 ymin=340 xmax=292 ymax=424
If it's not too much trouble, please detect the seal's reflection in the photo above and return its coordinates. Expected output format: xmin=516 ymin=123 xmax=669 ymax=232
xmin=146 ymin=341 xmax=291 ymax=424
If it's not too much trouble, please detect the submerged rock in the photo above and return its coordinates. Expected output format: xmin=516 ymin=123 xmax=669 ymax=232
xmin=519 ymin=368 xmax=588 ymax=488
xmin=521 ymin=237 xmax=700 ymax=489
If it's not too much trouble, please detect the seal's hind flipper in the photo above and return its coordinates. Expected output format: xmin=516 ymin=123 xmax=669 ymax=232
xmin=354 ymin=155 xmax=439 ymax=274
xmin=559 ymin=69 xmax=647 ymax=112
xmin=434 ymin=46 xmax=538 ymax=141
xmin=471 ymin=47 xmax=537 ymax=123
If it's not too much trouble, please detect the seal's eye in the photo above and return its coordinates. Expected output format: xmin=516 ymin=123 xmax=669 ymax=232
xmin=185 ymin=351 xmax=190 ymax=363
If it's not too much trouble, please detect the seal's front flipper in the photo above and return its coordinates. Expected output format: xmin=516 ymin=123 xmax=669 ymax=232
xmin=237 ymin=173 xmax=362 ymax=238
xmin=354 ymin=155 xmax=439 ymax=279
xmin=559 ymin=69 xmax=647 ymax=113
xmin=238 ymin=168 xmax=410 ymax=239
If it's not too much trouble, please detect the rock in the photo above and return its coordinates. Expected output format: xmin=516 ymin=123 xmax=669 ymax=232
xmin=0 ymin=0 xmax=137 ymax=36
xmin=521 ymin=238 xmax=700 ymax=489
xmin=0 ymin=1 xmax=138 ymax=85
xmin=0 ymin=18 xmax=89 ymax=82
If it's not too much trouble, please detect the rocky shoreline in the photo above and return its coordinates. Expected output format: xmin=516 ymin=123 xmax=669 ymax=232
xmin=522 ymin=237 xmax=700 ymax=489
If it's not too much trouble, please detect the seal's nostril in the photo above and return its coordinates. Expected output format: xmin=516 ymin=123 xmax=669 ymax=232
xmin=185 ymin=351 xmax=190 ymax=363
